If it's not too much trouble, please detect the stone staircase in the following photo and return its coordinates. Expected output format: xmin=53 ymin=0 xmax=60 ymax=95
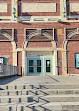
xmin=0 ymin=84 xmax=79 ymax=111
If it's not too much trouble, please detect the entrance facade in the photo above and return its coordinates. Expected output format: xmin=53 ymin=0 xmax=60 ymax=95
xmin=27 ymin=57 xmax=53 ymax=75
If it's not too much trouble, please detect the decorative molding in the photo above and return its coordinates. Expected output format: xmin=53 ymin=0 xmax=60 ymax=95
xmin=23 ymin=41 xmax=28 ymax=48
xmin=0 ymin=29 xmax=14 ymax=41
xmin=63 ymin=28 xmax=79 ymax=74
xmin=22 ymin=3 xmax=56 ymax=12
xmin=60 ymin=0 xmax=67 ymax=20
xmin=51 ymin=41 xmax=56 ymax=49
xmin=63 ymin=28 xmax=79 ymax=49
xmin=12 ymin=0 xmax=18 ymax=21
xmin=70 ymin=3 xmax=79 ymax=12
xmin=27 ymin=30 xmax=53 ymax=40
xmin=0 ymin=16 xmax=11 ymax=19
xmin=67 ymin=29 xmax=77 ymax=39
xmin=0 ymin=31 xmax=12 ymax=40
xmin=17 ymin=16 xmax=60 ymax=22
xmin=62 ymin=50 xmax=68 ymax=75
xmin=11 ymin=41 xmax=17 ymax=51
xmin=22 ymin=48 xmax=54 ymax=52
xmin=0 ymin=3 xmax=8 ymax=13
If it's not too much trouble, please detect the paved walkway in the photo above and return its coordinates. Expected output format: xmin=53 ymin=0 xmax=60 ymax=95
xmin=0 ymin=75 xmax=79 ymax=85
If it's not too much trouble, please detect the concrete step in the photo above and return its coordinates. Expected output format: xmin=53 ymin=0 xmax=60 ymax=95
xmin=0 ymin=95 xmax=34 ymax=104
xmin=1 ymin=89 xmax=79 ymax=96
xmin=17 ymin=102 xmax=79 ymax=111
xmin=21 ymin=88 xmax=79 ymax=96
xmin=0 ymin=102 xmax=79 ymax=111
xmin=0 ymin=90 xmax=22 ymax=96
xmin=34 ymin=95 xmax=79 ymax=102
xmin=1 ymin=84 xmax=79 ymax=90
xmin=0 ymin=103 xmax=16 ymax=111
xmin=1 ymin=94 xmax=79 ymax=103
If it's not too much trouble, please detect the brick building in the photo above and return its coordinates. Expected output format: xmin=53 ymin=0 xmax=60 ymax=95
xmin=0 ymin=0 xmax=79 ymax=76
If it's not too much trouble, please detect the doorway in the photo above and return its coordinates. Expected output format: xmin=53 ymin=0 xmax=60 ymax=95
xmin=27 ymin=57 xmax=53 ymax=75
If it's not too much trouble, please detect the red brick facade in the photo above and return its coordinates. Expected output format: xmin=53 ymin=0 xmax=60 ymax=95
xmin=67 ymin=41 xmax=79 ymax=74
xmin=0 ymin=42 xmax=12 ymax=65
xmin=0 ymin=0 xmax=79 ymax=75
xmin=0 ymin=22 xmax=79 ymax=75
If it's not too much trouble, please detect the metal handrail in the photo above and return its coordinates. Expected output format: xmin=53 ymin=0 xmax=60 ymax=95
xmin=0 ymin=65 xmax=18 ymax=77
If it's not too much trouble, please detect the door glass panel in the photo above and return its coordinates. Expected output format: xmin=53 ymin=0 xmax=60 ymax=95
xmin=37 ymin=60 xmax=41 ymax=72
xmin=46 ymin=67 xmax=50 ymax=72
xmin=46 ymin=60 xmax=51 ymax=72
xmin=37 ymin=60 xmax=41 ymax=66
xmin=29 ymin=67 xmax=33 ymax=73
xmin=37 ymin=67 xmax=41 ymax=72
xmin=46 ymin=60 xmax=50 ymax=66
xmin=29 ymin=60 xmax=34 ymax=73
xmin=29 ymin=60 xmax=33 ymax=66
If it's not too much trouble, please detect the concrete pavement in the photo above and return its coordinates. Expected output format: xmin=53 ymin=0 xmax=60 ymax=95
xmin=0 ymin=75 xmax=79 ymax=85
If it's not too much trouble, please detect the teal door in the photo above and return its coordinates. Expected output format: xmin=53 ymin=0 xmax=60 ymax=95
xmin=27 ymin=58 xmax=43 ymax=75
xmin=44 ymin=57 xmax=53 ymax=75
xmin=27 ymin=57 xmax=53 ymax=75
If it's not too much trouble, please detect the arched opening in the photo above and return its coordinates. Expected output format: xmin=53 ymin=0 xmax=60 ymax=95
xmin=63 ymin=28 xmax=79 ymax=75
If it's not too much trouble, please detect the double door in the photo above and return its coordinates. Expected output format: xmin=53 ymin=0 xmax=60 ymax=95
xmin=27 ymin=57 xmax=52 ymax=75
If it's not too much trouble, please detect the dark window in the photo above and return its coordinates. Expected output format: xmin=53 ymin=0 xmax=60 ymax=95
xmin=29 ymin=60 xmax=34 ymax=73
xmin=29 ymin=60 xmax=33 ymax=66
xmin=29 ymin=67 xmax=34 ymax=73
xmin=37 ymin=60 xmax=41 ymax=66
xmin=37 ymin=67 xmax=41 ymax=72
xmin=46 ymin=67 xmax=50 ymax=72
xmin=37 ymin=60 xmax=41 ymax=72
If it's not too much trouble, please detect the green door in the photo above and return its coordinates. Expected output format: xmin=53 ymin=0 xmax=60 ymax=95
xmin=44 ymin=57 xmax=53 ymax=75
xmin=27 ymin=58 xmax=34 ymax=75
xmin=27 ymin=58 xmax=43 ymax=75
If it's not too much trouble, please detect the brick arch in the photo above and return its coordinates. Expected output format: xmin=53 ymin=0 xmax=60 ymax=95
xmin=62 ymin=30 xmax=78 ymax=75
xmin=63 ymin=30 xmax=79 ymax=75
xmin=63 ymin=29 xmax=79 ymax=49
xmin=67 ymin=41 xmax=79 ymax=74
xmin=67 ymin=29 xmax=78 ymax=39
xmin=28 ymin=30 xmax=53 ymax=40
xmin=0 ymin=31 xmax=12 ymax=41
